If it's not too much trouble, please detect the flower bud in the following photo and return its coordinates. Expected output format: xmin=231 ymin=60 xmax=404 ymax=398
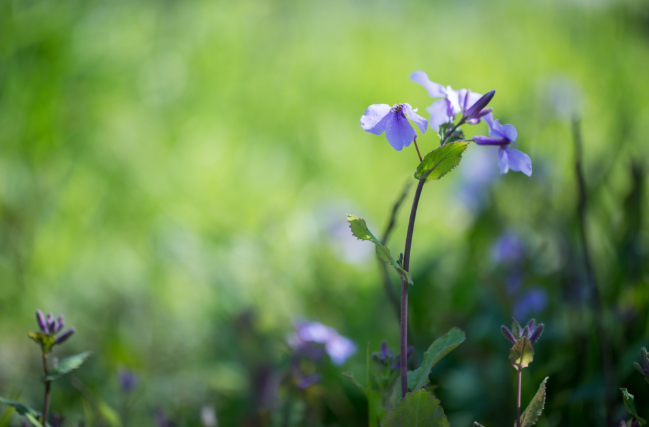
xmin=465 ymin=90 xmax=495 ymax=121
xmin=642 ymin=348 xmax=648 ymax=372
xmin=56 ymin=314 xmax=65 ymax=333
xmin=522 ymin=326 xmax=530 ymax=339
xmin=530 ymin=324 xmax=544 ymax=344
xmin=633 ymin=421 xmax=640 ymax=427
xmin=501 ymin=326 xmax=517 ymax=344
xmin=526 ymin=319 xmax=536 ymax=332
xmin=54 ymin=328 xmax=75 ymax=345
xmin=36 ymin=310 xmax=49 ymax=335
xmin=634 ymin=362 xmax=645 ymax=375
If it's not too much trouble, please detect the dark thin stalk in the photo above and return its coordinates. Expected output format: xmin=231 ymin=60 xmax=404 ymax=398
xmin=399 ymin=179 xmax=425 ymax=398
xmin=516 ymin=368 xmax=522 ymax=427
xmin=572 ymin=118 xmax=614 ymax=426
xmin=42 ymin=352 xmax=51 ymax=425
xmin=413 ymin=137 xmax=423 ymax=162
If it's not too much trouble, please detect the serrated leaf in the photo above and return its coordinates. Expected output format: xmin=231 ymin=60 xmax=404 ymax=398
xmin=517 ymin=377 xmax=548 ymax=427
xmin=43 ymin=352 xmax=91 ymax=381
xmin=347 ymin=215 xmax=413 ymax=285
xmin=407 ymin=328 xmax=466 ymax=391
xmin=621 ymin=388 xmax=647 ymax=425
xmin=509 ymin=337 xmax=534 ymax=370
xmin=381 ymin=389 xmax=450 ymax=427
xmin=0 ymin=398 xmax=39 ymax=417
xmin=414 ymin=141 xmax=470 ymax=183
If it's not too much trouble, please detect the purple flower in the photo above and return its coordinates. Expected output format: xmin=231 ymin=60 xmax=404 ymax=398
xmin=36 ymin=310 xmax=49 ymax=334
xmin=513 ymin=288 xmax=549 ymax=320
xmin=288 ymin=321 xmax=356 ymax=365
xmin=474 ymin=113 xmax=532 ymax=176
xmin=119 ymin=369 xmax=139 ymax=393
xmin=361 ymin=103 xmax=428 ymax=151
xmin=296 ymin=373 xmax=322 ymax=390
xmin=54 ymin=327 xmax=75 ymax=345
xmin=409 ymin=71 xmax=488 ymax=131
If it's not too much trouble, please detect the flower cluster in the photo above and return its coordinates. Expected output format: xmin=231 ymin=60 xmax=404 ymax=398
xmin=288 ymin=321 xmax=356 ymax=366
xmin=501 ymin=318 xmax=544 ymax=345
xmin=29 ymin=310 xmax=75 ymax=352
xmin=360 ymin=70 xmax=532 ymax=176
xmin=372 ymin=340 xmax=413 ymax=371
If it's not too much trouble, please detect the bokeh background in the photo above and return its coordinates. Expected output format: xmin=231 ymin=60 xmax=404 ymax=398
xmin=1 ymin=0 xmax=648 ymax=425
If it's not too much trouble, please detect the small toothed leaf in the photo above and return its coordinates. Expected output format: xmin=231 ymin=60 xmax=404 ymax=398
xmin=516 ymin=377 xmax=548 ymax=427
xmin=347 ymin=215 xmax=413 ymax=285
xmin=43 ymin=352 xmax=91 ymax=381
xmin=414 ymin=141 xmax=470 ymax=183
xmin=509 ymin=337 xmax=534 ymax=370
xmin=382 ymin=389 xmax=450 ymax=427
xmin=621 ymin=388 xmax=647 ymax=425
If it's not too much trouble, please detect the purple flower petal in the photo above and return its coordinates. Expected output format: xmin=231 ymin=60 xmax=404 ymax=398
xmin=409 ymin=71 xmax=446 ymax=98
xmin=445 ymin=86 xmax=463 ymax=114
xmin=426 ymin=99 xmax=453 ymax=132
xmin=361 ymin=104 xmax=392 ymax=135
xmin=385 ymin=113 xmax=416 ymax=151
xmin=326 ymin=335 xmax=356 ymax=365
xmin=505 ymin=147 xmax=532 ymax=176
xmin=473 ymin=136 xmax=508 ymax=146
xmin=498 ymin=146 xmax=509 ymax=174
xmin=402 ymin=103 xmax=428 ymax=134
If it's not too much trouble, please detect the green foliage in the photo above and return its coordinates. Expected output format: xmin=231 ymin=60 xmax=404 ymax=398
xmin=414 ymin=141 xmax=470 ymax=183
xmin=408 ymin=328 xmax=466 ymax=391
xmin=509 ymin=337 xmax=534 ymax=370
xmin=437 ymin=124 xmax=465 ymax=145
xmin=0 ymin=398 xmax=43 ymax=427
xmin=343 ymin=372 xmax=386 ymax=427
xmin=43 ymin=352 xmax=91 ymax=382
xmin=347 ymin=215 xmax=413 ymax=285
xmin=381 ymin=389 xmax=450 ymax=427
xmin=517 ymin=377 xmax=548 ymax=427
xmin=621 ymin=388 xmax=647 ymax=425
xmin=28 ymin=332 xmax=55 ymax=353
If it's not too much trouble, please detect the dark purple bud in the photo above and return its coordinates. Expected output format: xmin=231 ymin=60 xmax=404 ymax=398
xmin=501 ymin=326 xmax=517 ymax=344
xmin=381 ymin=340 xmax=389 ymax=357
xmin=36 ymin=310 xmax=49 ymax=334
xmin=477 ymin=108 xmax=493 ymax=118
xmin=642 ymin=348 xmax=648 ymax=371
xmin=21 ymin=421 xmax=29 ymax=427
xmin=526 ymin=319 xmax=536 ymax=332
xmin=515 ymin=324 xmax=522 ymax=338
xmin=47 ymin=312 xmax=56 ymax=330
xmin=463 ymin=89 xmax=471 ymax=112
xmin=465 ymin=90 xmax=495 ymax=121
xmin=522 ymin=326 xmax=530 ymax=339
xmin=56 ymin=314 xmax=65 ymax=333
xmin=54 ymin=328 xmax=75 ymax=345
xmin=391 ymin=346 xmax=415 ymax=371
xmin=633 ymin=421 xmax=640 ymax=427
xmin=530 ymin=324 xmax=544 ymax=344
xmin=119 ymin=369 xmax=139 ymax=393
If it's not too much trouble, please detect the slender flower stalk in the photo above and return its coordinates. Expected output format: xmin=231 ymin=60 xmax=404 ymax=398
xmin=516 ymin=368 xmax=522 ymax=427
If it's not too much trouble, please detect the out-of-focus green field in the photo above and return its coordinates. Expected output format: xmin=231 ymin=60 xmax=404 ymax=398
xmin=1 ymin=0 xmax=648 ymax=425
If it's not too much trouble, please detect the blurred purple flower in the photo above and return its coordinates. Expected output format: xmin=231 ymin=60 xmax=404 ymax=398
xmin=296 ymin=373 xmax=322 ymax=389
xmin=474 ymin=113 xmax=531 ymax=176
xmin=119 ymin=369 xmax=139 ymax=393
xmin=288 ymin=321 xmax=356 ymax=365
xmin=491 ymin=231 xmax=525 ymax=265
xmin=455 ymin=147 xmax=499 ymax=213
xmin=361 ymin=103 xmax=428 ymax=151
xmin=409 ymin=71 xmax=488 ymax=131
xmin=513 ymin=287 xmax=549 ymax=320
xmin=200 ymin=405 xmax=217 ymax=427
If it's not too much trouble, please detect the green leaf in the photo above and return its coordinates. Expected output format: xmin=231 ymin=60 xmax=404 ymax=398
xmin=517 ymin=377 xmax=548 ymax=427
xmin=0 ymin=399 xmax=43 ymax=427
xmin=342 ymin=372 xmax=385 ymax=427
xmin=621 ymin=388 xmax=647 ymax=425
xmin=407 ymin=328 xmax=466 ymax=391
xmin=509 ymin=337 xmax=534 ymax=370
xmin=381 ymin=389 xmax=450 ymax=427
xmin=437 ymin=124 xmax=465 ymax=145
xmin=43 ymin=352 xmax=91 ymax=381
xmin=347 ymin=215 xmax=413 ymax=285
xmin=414 ymin=141 xmax=470 ymax=183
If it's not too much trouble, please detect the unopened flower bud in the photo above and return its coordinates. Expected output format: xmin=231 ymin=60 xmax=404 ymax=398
xmin=633 ymin=421 xmax=640 ymax=427
xmin=36 ymin=310 xmax=49 ymax=335
xmin=56 ymin=314 xmax=65 ymax=332
xmin=55 ymin=328 xmax=75 ymax=345
xmin=526 ymin=319 xmax=536 ymax=332
xmin=465 ymin=90 xmax=495 ymax=121
xmin=501 ymin=326 xmax=517 ymax=344
xmin=530 ymin=324 xmax=544 ymax=344
xmin=522 ymin=326 xmax=530 ymax=339
xmin=642 ymin=348 xmax=648 ymax=371
xmin=634 ymin=362 xmax=645 ymax=375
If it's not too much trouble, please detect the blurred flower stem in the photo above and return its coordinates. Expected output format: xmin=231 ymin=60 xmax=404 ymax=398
xmin=516 ymin=368 xmax=522 ymax=427
xmin=41 ymin=351 xmax=51 ymax=425
xmin=572 ymin=117 xmax=614 ymax=425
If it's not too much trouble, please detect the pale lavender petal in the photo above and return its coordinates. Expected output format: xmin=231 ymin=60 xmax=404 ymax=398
xmin=385 ymin=114 xmax=416 ymax=151
xmin=502 ymin=123 xmax=518 ymax=142
xmin=446 ymin=86 xmax=463 ymax=114
xmin=498 ymin=147 xmax=509 ymax=174
xmin=409 ymin=71 xmax=446 ymax=98
xmin=360 ymin=104 xmax=391 ymax=135
xmin=298 ymin=321 xmax=334 ymax=343
xmin=490 ymin=119 xmax=508 ymax=139
xmin=402 ymin=103 xmax=428 ymax=134
xmin=483 ymin=112 xmax=495 ymax=128
xmin=325 ymin=335 xmax=356 ymax=365
xmin=505 ymin=147 xmax=532 ymax=176
xmin=426 ymin=99 xmax=453 ymax=132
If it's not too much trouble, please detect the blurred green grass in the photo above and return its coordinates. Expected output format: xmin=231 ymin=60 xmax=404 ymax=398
xmin=1 ymin=0 xmax=648 ymax=425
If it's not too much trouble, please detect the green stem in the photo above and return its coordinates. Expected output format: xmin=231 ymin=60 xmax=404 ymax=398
xmin=42 ymin=352 xmax=51 ymax=425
